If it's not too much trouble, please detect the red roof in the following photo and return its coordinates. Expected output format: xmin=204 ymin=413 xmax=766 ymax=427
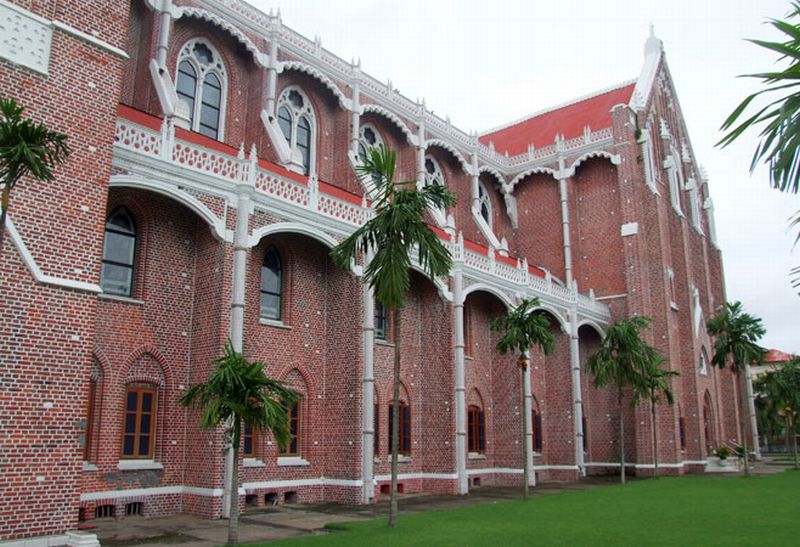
xmin=765 ymin=349 xmax=796 ymax=364
xmin=480 ymin=83 xmax=635 ymax=157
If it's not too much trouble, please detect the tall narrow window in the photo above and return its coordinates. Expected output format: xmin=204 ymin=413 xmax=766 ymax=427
xmin=84 ymin=379 xmax=97 ymax=461
xmin=101 ymin=207 xmax=136 ymax=297
xmin=243 ymin=424 xmax=254 ymax=457
xmin=122 ymin=386 xmax=157 ymax=459
xmin=357 ymin=124 xmax=384 ymax=163
xmin=478 ymin=182 xmax=492 ymax=227
xmin=373 ymin=403 xmax=380 ymax=455
xmin=280 ymin=399 xmax=301 ymax=456
xmin=532 ymin=409 xmax=542 ymax=452
xmin=375 ymin=300 xmax=388 ymax=341
xmin=388 ymin=402 xmax=411 ymax=455
xmin=176 ymin=40 xmax=227 ymax=140
xmin=679 ymin=416 xmax=686 ymax=450
xmin=277 ymin=87 xmax=316 ymax=175
xmin=463 ymin=303 xmax=472 ymax=356
xmin=467 ymin=405 xmax=485 ymax=453
xmin=260 ymin=247 xmax=283 ymax=321
xmin=582 ymin=416 xmax=588 ymax=451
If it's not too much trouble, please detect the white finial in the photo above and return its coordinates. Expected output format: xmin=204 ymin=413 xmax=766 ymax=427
xmin=645 ymin=23 xmax=663 ymax=57
xmin=649 ymin=22 xmax=655 ymax=38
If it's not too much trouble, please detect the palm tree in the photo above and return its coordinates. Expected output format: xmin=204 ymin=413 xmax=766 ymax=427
xmin=633 ymin=352 xmax=679 ymax=478
xmin=180 ymin=342 xmax=298 ymax=545
xmin=586 ymin=316 xmax=657 ymax=484
xmin=706 ymin=301 xmax=767 ymax=477
xmin=757 ymin=359 xmax=800 ymax=468
xmin=717 ymin=3 xmax=800 ymax=288
xmin=0 ymin=97 xmax=70 ymax=252
xmin=330 ymin=144 xmax=455 ymax=527
xmin=490 ymin=297 xmax=554 ymax=498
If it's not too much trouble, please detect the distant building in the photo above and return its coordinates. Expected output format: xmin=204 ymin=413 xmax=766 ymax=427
xmin=0 ymin=1 xmax=740 ymax=544
xmin=751 ymin=349 xmax=797 ymax=380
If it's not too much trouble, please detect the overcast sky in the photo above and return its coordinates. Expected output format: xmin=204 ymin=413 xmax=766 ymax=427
xmin=249 ymin=0 xmax=799 ymax=353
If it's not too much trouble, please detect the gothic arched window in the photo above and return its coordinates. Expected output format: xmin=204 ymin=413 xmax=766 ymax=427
xmin=277 ymin=87 xmax=316 ymax=175
xmin=101 ymin=207 xmax=137 ymax=297
xmin=176 ymin=39 xmax=227 ymax=140
xmin=260 ymin=246 xmax=283 ymax=321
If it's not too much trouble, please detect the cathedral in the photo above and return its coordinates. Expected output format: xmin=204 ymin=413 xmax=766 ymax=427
xmin=0 ymin=0 xmax=741 ymax=544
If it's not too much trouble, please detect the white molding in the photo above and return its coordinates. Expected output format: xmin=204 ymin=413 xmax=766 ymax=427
xmin=242 ymin=477 xmax=362 ymax=489
xmin=80 ymin=485 xmax=182 ymax=501
xmin=249 ymin=221 xmax=338 ymax=249
xmin=5 ymin=217 xmax=102 ymax=293
xmin=620 ymin=222 xmax=639 ymax=237
xmin=51 ymin=20 xmax=128 ymax=59
xmin=117 ymin=460 xmax=164 ymax=471
xmin=183 ymin=486 xmax=225 ymax=497
xmin=374 ymin=472 xmax=458 ymax=481
xmin=276 ymin=456 xmax=310 ymax=467
xmin=0 ymin=0 xmax=53 ymax=74
xmin=0 ymin=533 xmax=70 ymax=546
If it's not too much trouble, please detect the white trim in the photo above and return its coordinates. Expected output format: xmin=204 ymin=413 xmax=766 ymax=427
xmin=242 ymin=477 xmax=362 ymax=489
xmin=276 ymin=456 xmax=310 ymax=467
xmin=243 ymin=458 xmax=266 ymax=468
xmin=249 ymin=221 xmax=338 ymax=249
xmin=5 ymin=217 xmax=102 ymax=293
xmin=117 ymin=460 xmax=164 ymax=471
xmin=51 ymin=20 xmax=128 ymax=59
xmin=0 ymin=533 xmax=71 ymax=546
xmin=183 ymin=486 xmax=225 ymax=497
xmin=374 ymin=472 xmax=458 ymax=481
xmin=80 ymin=485 xmax=182 ymax=502
xmin=467 ymin=467 xmax=521 ymax=475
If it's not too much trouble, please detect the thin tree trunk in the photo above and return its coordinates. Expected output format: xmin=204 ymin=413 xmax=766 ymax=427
xmin=389 ymin=308 xmax=401 ymax=528
xmin=619 ymin=387 xmax=626 ymax=484
xmin=651 ymin=395 xmax=659 ymax=479
xmin=737 ymin=370 xmax=751 ymax=477
xmin=228 ymin=419 xmax=240 ymax=546
xmin=521 ymin=364 xmax=529 ymax=499
xmin=0 ymin=183 xmax=11 ymax=255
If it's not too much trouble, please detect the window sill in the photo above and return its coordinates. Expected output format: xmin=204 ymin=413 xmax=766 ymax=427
xmin=465 ymin=354 xmax=474 ymax=361
xmin=468 ymin=453 xmax=486 ymax=460
xmin=373 ymin=457 xmax=382 ymax=464
xmin=277 ymin=456 xmax=310 ymax=467
xmin=375 ymin=339 xmax=395 ymax=347
xmin=118 ymin=460 xmax=163 ymax=471
xmin=259 ymin=318 xmax=291 ymax=330
xmin=533 ymin=451 xmax=542 ymax=458
xmin=670 ymin=302 xmax=679 ymax=311
xmin=82 ymin=462 xmax=99 ymax=472
xmin=99 ymin=293 xmax=144 ymax=305
xmin=243 ymin=458 xmax=266 ymax=468
xmin=398 ymin=455 xmax=411 ymax=463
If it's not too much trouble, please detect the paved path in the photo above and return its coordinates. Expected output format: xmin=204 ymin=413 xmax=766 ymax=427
xmin=91 ymin=460 xmax=794 ymax=546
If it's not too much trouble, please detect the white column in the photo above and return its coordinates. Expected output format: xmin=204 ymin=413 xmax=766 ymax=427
xmin=569 ymin=310 xmax=585 ymax=476
xmin=350 ymin=68 xmax=361 ymax=157
xmin=745 ymin=363 xmax=761 ymax=459
xmin=265 ymin=33 xmax=279 ymax=117
xmin=453 ymin=267 xmax=468 ymax=494
xmin=416 ymin=108 xmax=426 ymax=191
xmin=361 ymin=251 xmax=376 ymax=503
xmin=155 ymin=0 xmax=173 ymax=67
xmin=522 ymin=351 xmax=535 ymax=486
xmin=470 ymin=151 xmax=480 ymax=212
xmin=558 ymin=176 xmax=573 ymax=290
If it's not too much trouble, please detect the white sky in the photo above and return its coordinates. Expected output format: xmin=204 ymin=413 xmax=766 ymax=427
xmin=249 ymin=0 xmax=799 ymax=353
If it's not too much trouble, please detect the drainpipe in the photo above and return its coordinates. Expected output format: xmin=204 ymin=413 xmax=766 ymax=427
xmin=361 ymin=249 xmax=375 ymax=503
xmin=350 ymin=63 xmax=361 ymax=157
xmin=155 ymin=0 xmax=173 ymax=68
xmin=453 ymin=254 xmax=467 ymax=494
xmin=416 ymin=104 xmax=426 ymax=190
xmin=265 ymin=30 xmax=279 ymax=118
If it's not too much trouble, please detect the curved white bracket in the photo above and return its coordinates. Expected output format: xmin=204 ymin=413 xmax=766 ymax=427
xmin=361 ymin=104 xmax=417 ymax=145
xmin=109 ymin=175 xmax=228 ymax=241
xmin=565 ymin=150 xmax=621 ymax=177
xmin=176 ymin=7 xmax=267 ymax=66
xmin=425 ymin=139 xmax=471 ymax=174
xmin=278 ymin=61 xmax=351 ymax=110
xmin=509 ymin=166 xmax=558 ymax=189
xmin=462 ymin=282 xmax=515 ymax=310
xmin=249 ymin=221 xmax=339 ymax=249
xmin=575 ymin=318 xmax=607 ymax=339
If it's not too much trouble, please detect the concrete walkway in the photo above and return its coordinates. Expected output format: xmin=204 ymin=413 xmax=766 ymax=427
xmin=90 ymin=460 xmax=794 ymax=546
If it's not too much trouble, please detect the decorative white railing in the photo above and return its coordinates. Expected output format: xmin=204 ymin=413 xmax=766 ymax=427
xmin=113 ymin=113 xmax=609 ymax=321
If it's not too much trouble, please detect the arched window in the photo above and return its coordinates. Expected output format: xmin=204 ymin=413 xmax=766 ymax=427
xmin=467 ymin=405 xmax=485 ymax=453
xmin=424 ymin=156 xmax=445 ymax=188
xmin=375 ymin=300 xmax=388 ymax=341
xmin=357 ymin=124 xmax=384 ymax=163
xmin=678 ymin=413 xmax=687 ymax=451
xmin=101 ymin=207 xmax=136 ymax=297
xmin=176 ymin=39 xmax=227 ymax=140
xmin=388 ymin=402 xmax=411 ymax=455
xmin=121 ymin=385 xmax=157 ymax=459
xmin=478 ymin=182 xmax=492 ymax=227
xmin=699 ymin=350 xmax=708 ymax=375
xmin=277 ymin=87 xmax=316 ymax=175
xmin=280 ymin=398 xmax=302 ymax=456
xmin=260 ymin=247 xmax=283 ymax=321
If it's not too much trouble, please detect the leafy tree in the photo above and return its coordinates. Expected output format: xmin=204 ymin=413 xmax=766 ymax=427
xmin=180 ymin=342 xmax=298 ymax=545
xmin=756 ymin=358 xmax=800 ymax=468
xmin=586 ymin=316 xmax=659 ymax=484
xmin=706 ymin=301 xmax=767 ymax=477
xmin=633 ymin=353 xmax=679 ymax=478
xmin=0 ymin=97 xmax=70 ymax=252
xmin=717 ymin=3 xmax=800 ymax=291
xmin=490 ymin=297 xmax=555 ymax=498
xmin=330 ymin=145 xmax=455 ymax=527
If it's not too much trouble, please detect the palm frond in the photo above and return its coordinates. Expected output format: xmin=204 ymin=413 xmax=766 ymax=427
xmin=491 ymin=298 xmax=555 ymax=364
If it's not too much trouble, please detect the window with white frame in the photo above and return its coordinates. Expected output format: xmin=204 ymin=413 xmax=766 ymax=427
xmin=699 ymin=351 xmax=708 ymax=375
xmin=176 ymin=39 xmax=227 ymax=140
xmin=688 ymin=177 xmax=703 ymax=232
xmin=641 ymin=127 xmax=659 ymax=192
xmin=667 ymin=147 xmax=684 ymax=215
xmin=424 ymin=156 xmax=445 ymax=188
xmin=357 ymin=124 xmax=384 ymax=163
xmin=667 ymin=267 xmax=677 ymax=309
xmin=277 ymin=87 xmax=316 ymax=175
xmin=478 ymin=181 xmax=492 ymax=227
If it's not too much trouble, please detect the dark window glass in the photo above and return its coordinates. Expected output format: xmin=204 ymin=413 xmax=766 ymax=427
xmin=101 ymin=208 xmax=136 ymax=297
xmin=375 ymin=301 xmax=387 ymax=340
xmin=176 ymin=61 xmax=197 ymax=125
xmin=425 ymin=158 xmax=435 ymax=175
xmin=582 ymin=416 xmax=588 ymax=451
xmin=122 ymin=387 xmax=157 ymax=459
xmin=363 ymin=127 xmax=376 ymax=145
xmin=199 ymin=73 xmax=221 ymax=139
xmin=278 ymin=106 xmax=292 ymax=142
xmin=358 ymin=142 xmax=368 ymax=163
xmin=260 ymin=247 xmax=282 ymax=320
xmin=468 ymin=405 xmax=485 ymax=453
xmin=533 ymin=410 xmax=542 ymax=451
xmin=373 ymin=403 xmax=379 ymax=455
xmin=387 ymin=403 xmax=411 ymax=455
xmin=193 ymin=42 xmax=214 ymax=65
xmin=84 ymin=379 xmax=97 ymax=461
xmin=297 ymin=116 xmax=311 ymax=175
xmin=288 ymin=89 xmax=304 ymax=109
xmin=243 ymin=424 xmax=254 ymax=456
xmin=481 ymin=202 xmax=490 ymax=224
xmin=679 ymin=417 xmax=686 ymax=450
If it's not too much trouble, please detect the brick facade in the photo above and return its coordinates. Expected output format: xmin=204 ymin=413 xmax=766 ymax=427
xmin=0 ymin=0 xmax=739 ymax=542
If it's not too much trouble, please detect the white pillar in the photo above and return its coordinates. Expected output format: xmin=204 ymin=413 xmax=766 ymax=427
xmin=155 ymin=0 xmax=172 ymax=67
xmin=470 ymin=151 xmax=480 ymax=212
xmin=745 ymin=363 xmax=761 ymax=459
xmin=558 ymin=176 xmax=573 ymax=290
xmin=222 ymin=185 xmax=252 ymax=517
xmin=265 ymin=33 xmax=279 ymax=117
xmin=522 ymin=351 xmax=535 ymax=486
xmin=361 ymin=252 xmax=376 ymax=503
xmin=416 ymin=108 xmax=426 ymax=191
xmin=350 ymin=68 xmax=361 ymax=157
xmin=453 ymin=267 xmax=468 ymax=494
xmin=569 ymin=310 xmax=585 ymax=476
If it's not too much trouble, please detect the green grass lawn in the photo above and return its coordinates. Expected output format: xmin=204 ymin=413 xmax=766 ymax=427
xmin=261 ymin=471 xmax=799 ymax=546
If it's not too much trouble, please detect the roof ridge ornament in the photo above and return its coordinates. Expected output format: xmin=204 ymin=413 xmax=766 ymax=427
xmin=644 ymin=22 xmax=663 ymax=58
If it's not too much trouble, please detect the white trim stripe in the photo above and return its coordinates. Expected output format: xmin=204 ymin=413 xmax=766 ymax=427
xmin=52 ymin=20 xmax=129 ymax=59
